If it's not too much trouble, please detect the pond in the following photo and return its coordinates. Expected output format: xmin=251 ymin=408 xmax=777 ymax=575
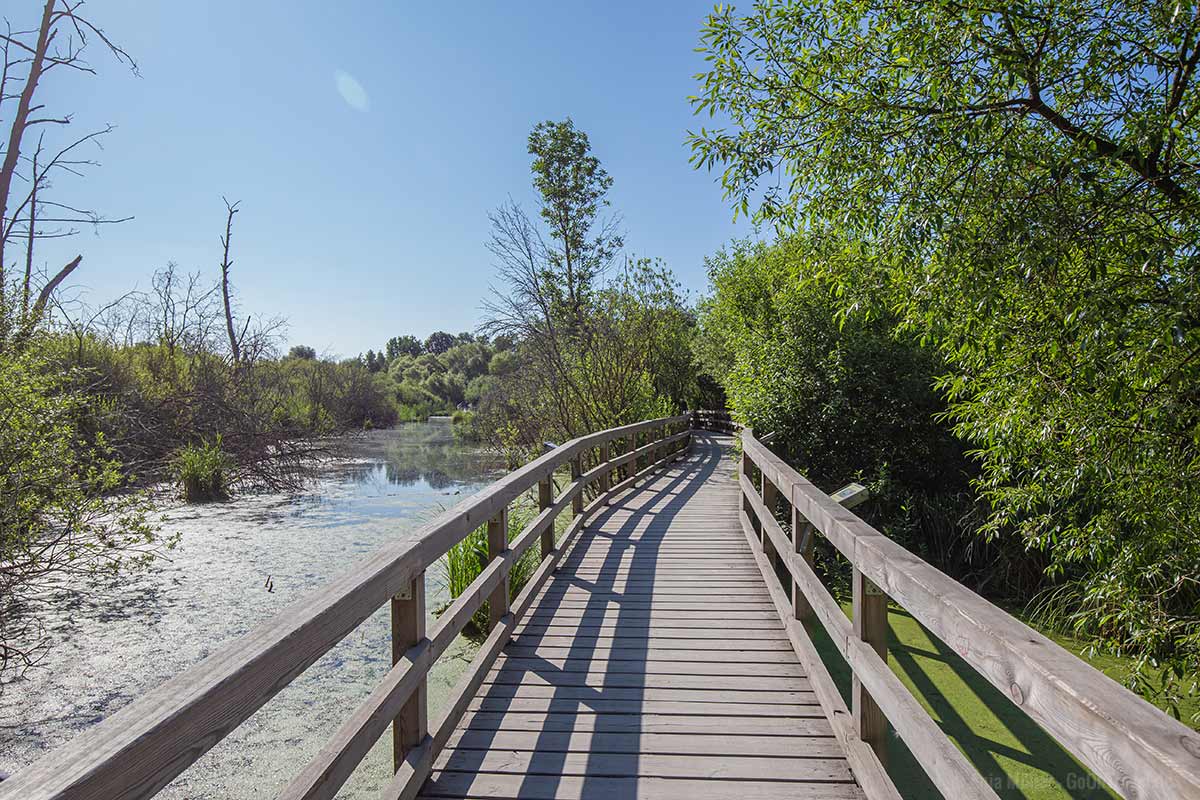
xmin=0 ymin=421 xmax=503 ymax=798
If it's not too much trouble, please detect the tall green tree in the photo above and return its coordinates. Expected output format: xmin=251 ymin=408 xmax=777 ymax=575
xmin=424 ymin=331 xmax=455 ymax=355
xmin=526 ymin=119 xmax=624 ymax=327
xmin=690 ymin=0 xmax=1200 ymax=702
xmin=386 ymin=335 xmax=422 ymax=359
xmin=481 ymin=121 xmax=696 ymax=452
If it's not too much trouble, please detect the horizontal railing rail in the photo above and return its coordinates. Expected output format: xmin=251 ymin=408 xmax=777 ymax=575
xmin=738 ymin=428 xmax=1200 ymax=800
xmin=691 ymin=408 xmax=741 ymax=434
xmin=1 ymin=413 xmax=693 ymax=800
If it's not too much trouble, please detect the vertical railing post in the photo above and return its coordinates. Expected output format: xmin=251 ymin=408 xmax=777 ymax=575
xmin=741 ymin=448 xmax=758 ymax=539
xmin=792 ymin=503 xmax=816 ymax=620
xmin=630 ymin=432 xmax=640 ymax=482
xmin=598 ymin=440 xmax=610 ymax=495
xmin=570 ymin=453 xmax=583 ymax=518
xmin=853 ymin=566 xmax=889 ymax=764
xmin=538 ymin=473 xmax=554 ymax=559
xmin=486 ymin=507 xmax=510 ymax=631
xmin=391 ymin=572 xmax=427 ymax=771
xmin=761 ymin=471 xmax=779 ymax=569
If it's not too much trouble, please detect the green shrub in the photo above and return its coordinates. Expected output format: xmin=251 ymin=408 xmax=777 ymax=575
xmin=699 ymin=236 xmax=1038 ymax=599
xmin=441 ymin=495 xmax=539 ymax=635
xmin=1 ymin=345 xmax=160 ymax=674
xmin=174 ymin=439 xmax=234 ymax=502
xmin=450 ymin=410 xmax=482 ymax=443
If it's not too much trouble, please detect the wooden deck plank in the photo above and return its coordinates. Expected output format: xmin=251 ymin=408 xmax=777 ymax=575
xmin=454 ymin=712 xmax=836 ymax=735
xmin=507 ymin=635 xmax=795 ymax=650
xmin=444 ymin=730 xmax=845 ymax=758
xmin=501 ymin=645 xmax=805 ymax=662
xmin=531 ymin=597 xmax=780 ymax=609
xmin=490 ymin=656 xmax=807 ymax=678
xmin=472 ymin=683 xmax=820 ymax=704
xmin=421 ymin=772 xmax=863 ymax=800
xmin=467 ymin=697 xmax=821 ymax=715
xmin=418 ymin=434 xmax=863 ymax=799
xmin=520 ymin=613 xmax=782 ymax=624
xmin=512 ymin=624 xmax=792 ymax=639
xmin=483 ymin=669 xmax=812 ymax=691
xmin=436 ymin=750 xmax=856 ymax=781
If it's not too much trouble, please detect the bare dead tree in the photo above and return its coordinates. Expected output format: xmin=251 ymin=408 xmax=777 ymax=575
xmin=219 ymin=198 xmax=242 ymax=365
xmin=480 ymin=200 xmax=597 ymax=438
xmin=478 ymin=195 xmax=691 ymax=459
xmin=0 ymin=0 xmax=136 ymax=343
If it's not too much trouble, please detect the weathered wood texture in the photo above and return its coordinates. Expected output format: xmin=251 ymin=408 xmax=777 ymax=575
xmin=393 ymin=573 xmax=429 ymax=769
xmin=741 ymin=429 xmax=1200 ymax=800
xmin=418 ymin=434 xmax=864 ymax=800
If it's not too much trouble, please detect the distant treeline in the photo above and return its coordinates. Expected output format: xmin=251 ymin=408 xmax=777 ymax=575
xmin=286 ymin=330 xmax=518 ymax=426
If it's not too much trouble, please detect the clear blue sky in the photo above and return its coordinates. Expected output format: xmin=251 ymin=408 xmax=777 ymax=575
xmin=31 ymin=1 xmax=756 ymax=357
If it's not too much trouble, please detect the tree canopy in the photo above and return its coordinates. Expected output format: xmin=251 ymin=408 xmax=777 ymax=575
xmin=691 ymin=0 xmax=1200 ymax=704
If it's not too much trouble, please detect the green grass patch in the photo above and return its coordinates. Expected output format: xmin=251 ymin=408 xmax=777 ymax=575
xmin=807 ymin=600 xmax=1197 ymax=799
xmin=440 ymin=492 xmax=542 ymax=636
xmin=173 ymin=438 xmax=233 ymax=502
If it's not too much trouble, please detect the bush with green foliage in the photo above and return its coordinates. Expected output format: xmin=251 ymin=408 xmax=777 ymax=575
xmin=0 ymin=339 xmax=160 ymax=677
xmin=690 ymin=0 xmax=1200 ymax=707
xmin=174 ymin=439 xmax=234 ymax=502
xmin=700 ymin=236 xmax=1040 ymax=594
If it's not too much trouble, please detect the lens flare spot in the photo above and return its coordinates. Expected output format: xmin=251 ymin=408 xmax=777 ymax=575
xmin=334 ymin=70 xmax=369 ymax=112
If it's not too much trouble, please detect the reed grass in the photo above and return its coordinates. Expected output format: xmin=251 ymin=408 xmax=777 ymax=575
xmin=442 ymin=491 xmax=542 ymax=636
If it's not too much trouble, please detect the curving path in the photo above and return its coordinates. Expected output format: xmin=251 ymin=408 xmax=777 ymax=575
xmin=418 ymin=434 xmax=864 ymax=799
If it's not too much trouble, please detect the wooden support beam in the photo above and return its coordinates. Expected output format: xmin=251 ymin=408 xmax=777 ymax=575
xmin=741 ymin=449 xmax=758 ymax=540
xmin=853 ymin=566 xmax=888 ymax=765
xmin=761 ymin=472 xmax=779 ymax=569
xmin=792 ymin=505 xmax=816 ymax=621
xmin=391 ymin=573 xmax=427 ymax=771
xmin=538 ymin=477 xmax=554 ymax=559
xmin=570 ymin=455 xmax=583 ymax=518
xmin=486 ymin=508 xmax=509 ymax=632
xmin=598 ymin=442 xmax=610 ymax=495
xmin=680 ymin=422 xmax=692 ymax=459
xmin=830 ymin=482 xmax=870 ymax=510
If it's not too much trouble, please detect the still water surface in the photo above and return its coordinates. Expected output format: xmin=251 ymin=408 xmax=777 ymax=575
xmin=1 ymin=421 xmax=502 ymax=798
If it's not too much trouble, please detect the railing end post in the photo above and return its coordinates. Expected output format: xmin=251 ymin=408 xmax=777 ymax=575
xmin=392 ymin=572 xmax=428 ymax=771
xmin=852 ymin=565 xmax=889 ymax=766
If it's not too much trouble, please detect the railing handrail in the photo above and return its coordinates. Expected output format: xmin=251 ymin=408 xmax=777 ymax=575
xmin=692 ymin=407 xmax=742 ymax=433
xmin=739 ymin=427 xmax=1200 ymax=800
xmin=1 ymin=413 xmax=693 ymax=800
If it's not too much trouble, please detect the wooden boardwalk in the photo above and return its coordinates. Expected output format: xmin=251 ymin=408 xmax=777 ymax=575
xmin=419 ymin=435 xmax=864 ymax=799
xmin=11 ymin=416 xmax=1199 ymax=800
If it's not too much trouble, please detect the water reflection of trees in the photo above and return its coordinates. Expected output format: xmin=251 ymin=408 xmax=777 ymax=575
xmin=338 ymin=425 xmax=503 ymax=490
xmin=384 ymin=464 xmax=454 ymax=490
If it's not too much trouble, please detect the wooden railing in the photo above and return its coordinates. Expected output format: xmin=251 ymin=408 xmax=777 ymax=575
xmin=1 ymin=414 xmax=693 ymax=800
xmin=738 ymin=428 xmax=1200 ymax=800
xmin=692 ymin=408 xmax=740 ymax=434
